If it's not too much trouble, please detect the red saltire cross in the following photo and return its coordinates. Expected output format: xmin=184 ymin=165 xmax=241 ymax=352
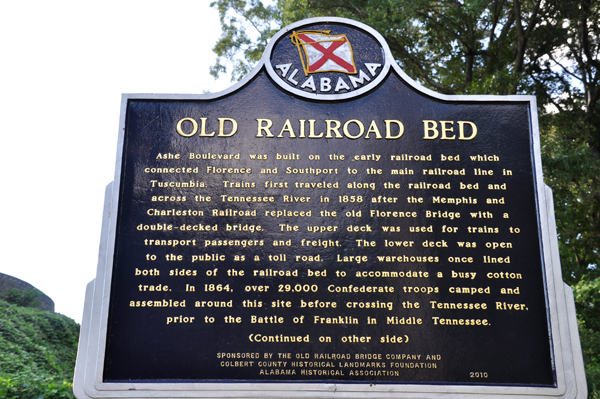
xmin=297 ymin=33 xmax=356 ymax=73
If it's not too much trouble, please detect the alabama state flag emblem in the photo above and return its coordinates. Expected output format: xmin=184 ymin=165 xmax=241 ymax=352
xmin=290 ymin=30 xmax=357 ymax=76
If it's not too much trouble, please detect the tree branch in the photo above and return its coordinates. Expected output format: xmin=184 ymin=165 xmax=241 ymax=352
xmin=386 ymin=35 xmax=455 ymax=94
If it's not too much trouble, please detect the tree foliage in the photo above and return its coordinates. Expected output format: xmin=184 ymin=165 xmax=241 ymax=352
xmin=1 ymin=288 xmax=43 ymax=309
xmin=0 ymin=299 xmax=79 ymax=399
xmin=211 ymin=0 xmax=600 ymax=395
xmin=574 ymin=277 xmax=600 ymax=398
xmin=210 ymin=0 xmax=282 ymax=81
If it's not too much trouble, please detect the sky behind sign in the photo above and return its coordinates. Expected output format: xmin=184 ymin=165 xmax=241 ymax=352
xmin=0 ymin=0 xmax=233 ymax=322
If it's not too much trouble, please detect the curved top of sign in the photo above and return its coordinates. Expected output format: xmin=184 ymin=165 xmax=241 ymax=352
xmin=263 ymin=18 xmax=390 ymax=100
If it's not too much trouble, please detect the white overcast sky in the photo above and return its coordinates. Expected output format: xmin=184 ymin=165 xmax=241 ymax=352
xmin=0 ymin=1 xmax=237 ymax=322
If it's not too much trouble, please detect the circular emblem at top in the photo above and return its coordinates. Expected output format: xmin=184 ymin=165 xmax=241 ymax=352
xmin=265 ymin=18 xmax=390 ymax=100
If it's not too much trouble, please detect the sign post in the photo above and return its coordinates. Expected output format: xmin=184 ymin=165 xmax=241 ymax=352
xmin=74 ymin=17 xmax=586 ymax=399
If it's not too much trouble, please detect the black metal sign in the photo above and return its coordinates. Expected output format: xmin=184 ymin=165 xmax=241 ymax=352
xmin=75 ymin=17 xmax=587 ymax=399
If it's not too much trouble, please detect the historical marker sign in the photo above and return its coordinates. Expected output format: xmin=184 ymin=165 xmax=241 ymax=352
xmin=74 ymin=18 xmax=586 ymax=399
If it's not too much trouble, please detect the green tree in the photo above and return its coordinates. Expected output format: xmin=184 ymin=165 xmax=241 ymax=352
xmin=531 ymin=0 xmax=600 ymax=286
xmin=212 ymin=0 xmax=557 ymax=95
xmin=210 ymin=0 xmax=282 ymax=81
xmin=210 ymin=0 xmax=600 ymax=395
